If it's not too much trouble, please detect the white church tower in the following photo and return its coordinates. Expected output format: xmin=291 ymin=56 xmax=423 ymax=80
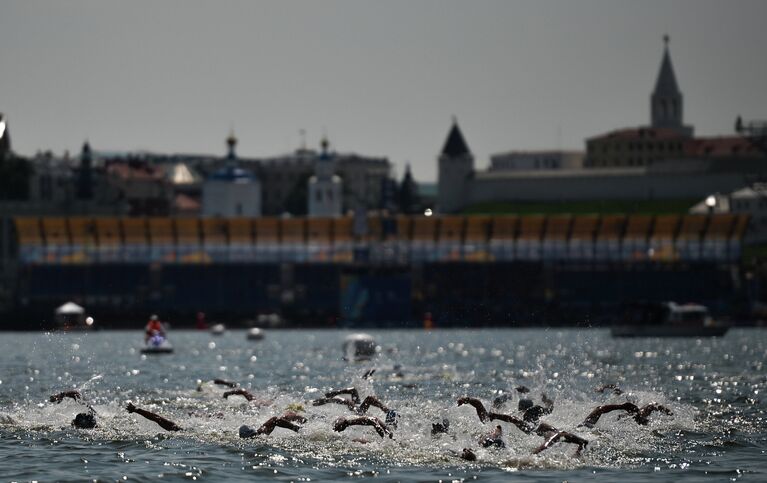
xmin=650 ymin=35 xmax=693 ymax=137
xmin=437 ymin=118 xmax=474 ymax=213
xmin=308 ymin=137 xmax=343 ymax=217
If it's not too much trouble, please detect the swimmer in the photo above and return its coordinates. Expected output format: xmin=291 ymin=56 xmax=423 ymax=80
xmin=222 ymin=388 xmax=270 ymax=406
xmin=313 ymin=387 xmax=398 ymax=428
xmin=72 ymin=411 xmax=97 ymax=429
xmin=579 ymin=402 xmax=673 ymax=428
xmin=532 ymin=424 xmax=589 ymax=456
xmin=223 ymin=389 xmax=256 ymax=401
xmin=50 ymin=390 xmax=82 ymax=403
xmin=458 ymin=396 xmax=553 ymax=427
xmin=239 ymin=412 xmax=307 ymax=438
xmin=479 ymin=425 xmax=505 ymax=448
xmin=594 ymin=383 xmax=624 ymax=395
xmin=459 ymin=448 xmax=477 ymax=461
xmin=50 ymin=390 xmax=99 ymax=429
xmin=333 ymin=416 xmax=393 ymax=439
xmin=458 ymin=397 xmax=589 ymax=456
xmin=126 ymin=402 xmax=182 ymax=431
xmin=431 ymin=418 xmax=450 ymax=435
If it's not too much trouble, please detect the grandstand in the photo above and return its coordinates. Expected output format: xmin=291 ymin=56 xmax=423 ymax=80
xmin=0 ymin=213 xmax=749 ymax=328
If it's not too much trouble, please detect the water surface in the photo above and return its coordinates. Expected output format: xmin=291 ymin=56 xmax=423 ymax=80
xmin=0 ymin=329 xmax=765 ymax=481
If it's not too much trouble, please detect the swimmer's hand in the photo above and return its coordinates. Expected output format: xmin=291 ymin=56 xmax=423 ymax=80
xmin=126 ymin=402 xmax=137 ymax=413
xmin=50 ymin=390 xmax=81 ymax=403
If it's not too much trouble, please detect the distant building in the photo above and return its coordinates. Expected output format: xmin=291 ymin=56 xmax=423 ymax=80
xmin=106 ymin=158 xmax=171 ymax=216
xmin=202 ymin=166 xmax=261 ymax=217
xmin=202 ymin=133 xmax=261 ymax=217
xmin=585 ymin=127 xmax=686 ymax=168
xmin=691 ymin=185 xmax=767 ymax=244
xmin=435 ymin=36 xmax=767 ymax=213
xmin=308 ymin=138 xmax=342 ymax=217
xmin=490 ymin=150 xmax=583 ymax=171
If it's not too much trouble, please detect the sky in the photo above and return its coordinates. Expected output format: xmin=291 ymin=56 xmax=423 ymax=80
xmin=1 ymin=0 xmax=766 ymax=182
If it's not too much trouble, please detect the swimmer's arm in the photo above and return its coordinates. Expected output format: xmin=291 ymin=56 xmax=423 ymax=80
xmin=579 ymin=403 xmax=638 ymax=428
xmin=50 ymin=390 xmax=82 ymax=403
xmin=488 ymin=412 xmax=532 ymax=433
xmin=126 ymin=403 xmax=181 ymax=431
xmin=256 ymin=416 xmax=301 ymax=435
xmin=213 ymin=379 xmax=238 ymax=388
xmin=635 ymin=403 xmax=673 ymax=424
xmin=223 ymin=389 xmax=255 ymax=401
xmin=358 ymin=396 xmax=389 ymax=415
xmin=325 ymin=387 xmax=360 ymax=405
xmin=281 ymin=412 xmax=307 ymax=424
xmin=532 ymin=431 xmax=588 ymax=456
xmin=457 ymin=397 xmax=489 ymax=423
xmin=362 ymin=369 xmax=376 ymax=380
xmin=338 ymin=417 xmax=392 ymax=438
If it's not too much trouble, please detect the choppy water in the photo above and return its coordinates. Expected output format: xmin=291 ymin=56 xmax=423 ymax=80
xmin=0 ymin=328 xmax=765 ymax=482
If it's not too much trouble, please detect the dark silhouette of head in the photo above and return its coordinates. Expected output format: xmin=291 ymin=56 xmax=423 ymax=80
xmin=72 ymin=412 xmax=97 ymax=429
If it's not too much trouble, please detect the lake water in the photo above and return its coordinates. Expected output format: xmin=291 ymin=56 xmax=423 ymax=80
xmin=0 ymin=329 xmax=765 ymax=482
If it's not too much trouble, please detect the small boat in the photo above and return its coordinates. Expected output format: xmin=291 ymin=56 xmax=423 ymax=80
xmin=210 ymin=323 xmax=226 ymax=335
xmin=246 ymin=328 xmax=265 ymax=340
xmin=611 ymin=302 xmax=728 ymax=338
xmin=141 ymin=333 xmax=174 ymax=354
xmin=55 ymin=301 xmax=95 ymax=331
xmin=343 ymin=333 xmax=377 ymax=361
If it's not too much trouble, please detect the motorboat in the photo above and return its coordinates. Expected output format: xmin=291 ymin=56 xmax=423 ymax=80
xmin=342 ymin=333 xmax=377 ymax=361
xmin=210 ymin=323 xmax=226 ymax=335
xmin=246 ymin=327 xmax=265 ymax=340
xmin=611 ymin=302 xmax=729 ymax=337
xmin=141 ymin=333 xmax=174 ymax=354
xmin=55 ymin=301 xmax=95 ymax=331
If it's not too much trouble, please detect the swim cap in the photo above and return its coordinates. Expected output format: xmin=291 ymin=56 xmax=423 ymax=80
xmin=385 ymin=410 xmax=398 ymax=428
xmin=238 ymin=425 xmax=258 ymax=438
xmin=72 ymin=412 xmax=97 ymax=429
xmin=518 ymin=398 xmax=534 ymax=411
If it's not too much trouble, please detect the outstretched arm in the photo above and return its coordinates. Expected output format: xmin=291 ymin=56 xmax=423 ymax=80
xmin=635 ymin=403 xmax=673 ymax=425
xmin=533 ymin=431 xmax=588 ymax=456
xmin=126 ymin=403 xmax=181 ymax=431
xmin=358 ymin=396 xmax=389 ymax=415
xmin=312 ymin=396 xmax=357 ymax=411
xmin=334 ymin=416 xmax=392 ymax=438
xmin=256 ymin=416 xmax=302 ymax=436
xmin=324 ymin=387 xmax=360 ymax=405
xmin=457 ymin=397 xmax=489 ymax=423
xmin=50 ymin=390 xmax=82 ymax=403
xmin=280 ymin=411 xmax=307 ymax=424
xmin=580 ymin=402 xmax=639 ymax=428
xmin=213 ymin=379 xmax=238 ymax=388
xmin=488 ymin=412 xmax=533 ymax=434
xmin=223 ymin=389 xmax=255 ymax=401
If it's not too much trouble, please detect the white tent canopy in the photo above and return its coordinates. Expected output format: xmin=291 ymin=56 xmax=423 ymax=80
xmin=55 ymin=301 xmax=85 ymax=315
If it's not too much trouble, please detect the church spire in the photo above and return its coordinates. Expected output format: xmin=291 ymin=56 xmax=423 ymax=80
xmin=651 ymin=35 xmax=687 ymax=133
xmin=441 ymin=117 xmax=471 ymax=157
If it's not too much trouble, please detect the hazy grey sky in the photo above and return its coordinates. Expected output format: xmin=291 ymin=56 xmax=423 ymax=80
xmin=1 ymin=0 xmax=766 ymax=181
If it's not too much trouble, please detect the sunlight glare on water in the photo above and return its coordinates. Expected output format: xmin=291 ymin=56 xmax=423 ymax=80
xmin=0 ymin=329 xmax=765 ymax=481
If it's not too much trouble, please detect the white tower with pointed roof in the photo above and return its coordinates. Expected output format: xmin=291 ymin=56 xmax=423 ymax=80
xmin=650 ymin=35 xmax=693 ymax=137
xmin=308 ymin=137 xmax=343 ymax=217
xmin=437 ymin=118 xmax=474 ymax=213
